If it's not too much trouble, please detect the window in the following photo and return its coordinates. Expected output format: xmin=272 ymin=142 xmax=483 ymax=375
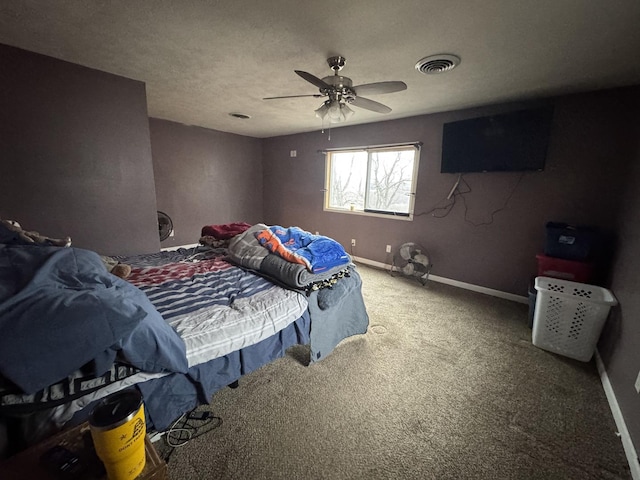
xmin=324 ymin=144 xmax=420 ymax=219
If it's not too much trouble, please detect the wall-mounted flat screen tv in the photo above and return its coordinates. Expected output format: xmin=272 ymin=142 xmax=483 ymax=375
xmin=440 ymin=107 xmax=553 ymax=173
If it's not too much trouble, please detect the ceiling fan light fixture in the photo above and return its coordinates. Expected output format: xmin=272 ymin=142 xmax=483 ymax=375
xmin=317 ymin=100 xmax=354 ymax=124
xmin=415 ymin=54 xmax=461 ymax=75
xmin=340 ymin=103 xmax=354 ymax=120
xmin=314 ymin=102 xmax=329 ymax=120
xmin=328 ymin=101 xmax=342 ymax=121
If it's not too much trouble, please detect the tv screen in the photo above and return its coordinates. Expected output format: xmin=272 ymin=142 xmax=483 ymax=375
xmin=440 ymin=107 xmax=553 ymax=173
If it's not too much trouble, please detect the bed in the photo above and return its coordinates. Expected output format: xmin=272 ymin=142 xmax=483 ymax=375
xmin=0 ymin=225 xmax=369 ymax=453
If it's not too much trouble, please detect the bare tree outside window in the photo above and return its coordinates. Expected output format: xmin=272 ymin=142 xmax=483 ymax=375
xmin=325 ymin=146 xmax=419 ymax=217
xmin=367 ymin=151 xmax=414 ymax=212
xmin=328 ymin=151 xmax=367 ymax=210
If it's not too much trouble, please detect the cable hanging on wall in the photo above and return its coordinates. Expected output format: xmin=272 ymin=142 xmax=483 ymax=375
xmin=413 ymin=172 xmax=525 ymax=224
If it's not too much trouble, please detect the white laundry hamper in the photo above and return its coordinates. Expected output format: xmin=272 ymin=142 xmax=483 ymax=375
xmin=532 ymin=276 xmax=617 ymax=362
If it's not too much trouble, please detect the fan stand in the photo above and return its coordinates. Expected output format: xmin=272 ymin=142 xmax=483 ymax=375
xmin=391 ymin=261 xmax=432 ymax=286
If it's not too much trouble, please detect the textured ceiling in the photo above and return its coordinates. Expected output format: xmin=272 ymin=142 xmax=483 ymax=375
xmin=1 ymin=1 xmax=640 ymax=138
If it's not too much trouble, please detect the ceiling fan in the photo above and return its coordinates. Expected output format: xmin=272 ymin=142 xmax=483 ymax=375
xmin=263 ymin=56 xmax=407 ymax=122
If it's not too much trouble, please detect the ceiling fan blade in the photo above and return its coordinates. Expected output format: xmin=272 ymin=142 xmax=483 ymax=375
xmin=263 ymin=94 xmax=324 ymax=100
xmin=351 ymin=96 xmax=392 ymax=114
xmin=353 ymin=81 xmax=407 ymax=96
xmin=295 ymin=70 xmax=331 ymax=90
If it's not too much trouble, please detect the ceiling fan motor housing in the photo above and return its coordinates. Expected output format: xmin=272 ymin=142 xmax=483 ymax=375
xmin=320 ymin=75 xmax=356 ymax=102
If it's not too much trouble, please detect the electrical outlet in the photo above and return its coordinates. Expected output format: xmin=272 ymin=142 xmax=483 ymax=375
xmin=635 ymin=370 xmax=640 ymax=394
xmin=290 ymin=150 xmax=297 ymax=157
xmin=315 ymin=231 xmax=319 ymax=235
xmin=351 ymin=239 xmax=356 ymax=247
xmin=386 ymin=245 xmax=392 ymax=253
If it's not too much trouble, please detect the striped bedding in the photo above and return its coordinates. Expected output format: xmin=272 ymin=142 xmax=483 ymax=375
xmin=0 ymin=245 xmax=366 ymax=437
xmin=124 ymin=248 xmax=309 ymax=367
xmin=0 ymin=247 xmax=308 ymax=422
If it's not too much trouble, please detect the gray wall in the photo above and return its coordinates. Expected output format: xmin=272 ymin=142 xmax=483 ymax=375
xmin=2 ymin=39 xmax=639 ymax=464
xmin=263 ymin=87 xmax=637 ymax=296
xmin=263 ymin=84 xmax=640 ymax=463
xmin=598 ymin=88 xmax=640 ymax=457
xmin=149 ymin=118 xmax=263 ymax=248
xmin=0 ymin=44 xmax=159 ymax=255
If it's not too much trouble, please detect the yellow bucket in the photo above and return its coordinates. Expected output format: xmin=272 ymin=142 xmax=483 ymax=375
xmin=89 ymin=389 xmax=146 ymax=480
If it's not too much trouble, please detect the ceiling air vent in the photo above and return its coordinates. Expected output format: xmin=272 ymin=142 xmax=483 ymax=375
xmin=415 ymin=54 xmax=461 ymax=75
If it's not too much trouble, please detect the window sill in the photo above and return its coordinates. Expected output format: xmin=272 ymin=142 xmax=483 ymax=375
xmin=323 ymin=207 xmax=413 ymax=221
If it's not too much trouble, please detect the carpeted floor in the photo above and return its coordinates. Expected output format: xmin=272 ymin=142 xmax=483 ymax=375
xmin=158 ymin=263 xmax=631 ymax=480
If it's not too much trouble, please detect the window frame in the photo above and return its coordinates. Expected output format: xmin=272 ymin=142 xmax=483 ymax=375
xmin=323 ymin=143 xmax=421 ymax=221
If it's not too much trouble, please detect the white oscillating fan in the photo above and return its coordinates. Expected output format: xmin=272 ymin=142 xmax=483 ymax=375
xmin=392 ymin=242 xmax=432 ymax=285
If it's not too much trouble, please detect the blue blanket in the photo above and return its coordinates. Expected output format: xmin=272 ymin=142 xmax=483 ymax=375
xmin=0 ymin=246 xmax=187 ymax=394
xmin=256 ymin=226 xmax=350 ymax=273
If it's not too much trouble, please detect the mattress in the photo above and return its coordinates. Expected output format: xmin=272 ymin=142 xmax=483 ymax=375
xmin=123 ymin=248 xmax=309 ymax=366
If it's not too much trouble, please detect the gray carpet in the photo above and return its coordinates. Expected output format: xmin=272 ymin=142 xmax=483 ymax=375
xmin=158 ymin=263 xmax=631 ymax=480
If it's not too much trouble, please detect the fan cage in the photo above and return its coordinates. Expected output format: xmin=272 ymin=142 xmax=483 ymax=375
xmin=391 ymin=242 xmax=432 ymax=285
xmin=158 ymin=211 xmax=173 ymax=242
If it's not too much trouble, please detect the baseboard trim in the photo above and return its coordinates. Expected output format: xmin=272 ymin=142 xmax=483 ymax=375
xmin=356 ymin=256 xmax=639 ymax=477
xmin=159 ymin=249 xmax=524 ymax=304
xmin=351 ymin=256 xmax=528 ymax=304
xmin=153 ymin=250 xmax=638 ymax=474
xmin=595 ymin=351 xmax=640 ymax=480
